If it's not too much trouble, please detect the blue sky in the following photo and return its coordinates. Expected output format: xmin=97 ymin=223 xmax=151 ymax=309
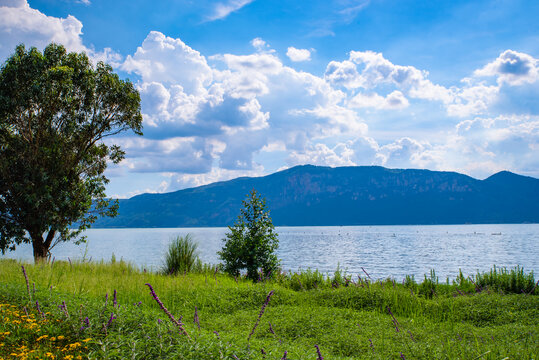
xmin=1 ymin=0 xmax=538 ymax=198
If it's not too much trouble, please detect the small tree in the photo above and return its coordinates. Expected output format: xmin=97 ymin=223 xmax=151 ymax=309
xmin=218 ymin=189 xmax=279 ymax=281
xmin=0 ymin=44 xmax=142 ymax=262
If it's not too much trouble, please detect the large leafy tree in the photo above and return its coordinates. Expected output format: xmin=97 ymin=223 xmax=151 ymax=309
xmin=219 ymin=189 xmax=280 ymax=281
xmin=0 ymin=44 xmax=142 ymax=262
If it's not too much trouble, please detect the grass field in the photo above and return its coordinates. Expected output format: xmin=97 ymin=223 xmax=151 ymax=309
xmin=0 ymin=259 xmax=537 ymax=359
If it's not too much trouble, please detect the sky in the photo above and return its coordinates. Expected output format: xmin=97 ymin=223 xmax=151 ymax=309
xmin=1 ymin=0 xmax=538 ymax=198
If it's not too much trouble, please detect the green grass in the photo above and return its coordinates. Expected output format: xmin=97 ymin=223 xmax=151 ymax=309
xmin=0 ymin=259 xmax=537 ymax=359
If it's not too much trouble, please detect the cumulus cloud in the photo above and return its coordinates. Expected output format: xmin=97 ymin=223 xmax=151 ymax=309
xmin=122 ymin=31 xmax=213 ymax=93
xmin=349 ymin=90 xmax=409 ymax=110
xmin=207 ymin=0 xmax=254 ymax=21
xmin=109 ymin=137 xmax=214 ymax=174
xmin=286 ymin=47 xmax=311 ymax=62
xmin=474 ymin=50 xmax=539 ymax=86
xmin=0 ymin=0 xmax=119 ymax=64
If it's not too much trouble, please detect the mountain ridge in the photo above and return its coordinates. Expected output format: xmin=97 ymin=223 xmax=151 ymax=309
xmin=94 ymin=165 xmax=539 ymax=228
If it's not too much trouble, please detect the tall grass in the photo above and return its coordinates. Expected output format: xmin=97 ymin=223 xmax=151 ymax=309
xmin=162 ymin=234 xmax=199 ymax=275
xmin=1 ymin=259 xmax=537 ymax=359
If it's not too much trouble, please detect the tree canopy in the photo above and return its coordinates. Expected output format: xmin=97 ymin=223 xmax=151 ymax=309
xmin=218 ymin=189 xmax=280 ymax=281
xmin=0 ymin=43 xmax=142 ymax=261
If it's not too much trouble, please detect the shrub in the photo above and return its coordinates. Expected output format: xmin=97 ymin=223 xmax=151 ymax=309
xmin=218 ymin=189 xmax=279 ymax=281
xmin=162 ymin=234 xmax=199 ymax=275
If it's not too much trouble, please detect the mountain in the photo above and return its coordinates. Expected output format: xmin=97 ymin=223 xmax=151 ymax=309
xmin=93 ymin=165 xmax=539 ymax=227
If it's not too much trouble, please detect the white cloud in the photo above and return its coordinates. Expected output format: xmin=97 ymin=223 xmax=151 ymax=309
xmin=325 ymin=60 xmax=363 ymax=89
xmin=446 ymin=83 xmax=499 ymax=117
xmin=122 ymin=31 xmax=212 ymax=93
xmin=0 ymin=0 xmax=85 ymax=59
xmin=286 ymin=47 xmax=311 ymax=62
xmin=251 ymin=37 xmax=273 ymax=53
xmin=208 ymin=0 xmax=254 ymax=21
xmin=349 ymin=90 xmax=409 ymax=110
xmin=0 ymin=0 xmax=119 ymax=65
xmin=474 ymin=50 xmax=539 ymax=86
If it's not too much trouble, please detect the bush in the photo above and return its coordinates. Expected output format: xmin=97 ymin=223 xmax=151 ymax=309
xmin=218 ymin=189 xmax=279 ymax=281
xmin=162 ymin=234 xmax=199 ymax=275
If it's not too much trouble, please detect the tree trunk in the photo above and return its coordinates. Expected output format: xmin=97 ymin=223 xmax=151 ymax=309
xmin=31 ymin=233 xmax=48 ymax=263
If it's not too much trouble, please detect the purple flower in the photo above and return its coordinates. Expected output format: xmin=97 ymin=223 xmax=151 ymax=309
xmin=35 ymin=301 xmax=44 ymax=318
xmin=145 ymin=283 xmax=191 ymax=340
xmin=400 ymin=352 xmax=406 ymax=359
xmin=113 ymin=289 xmax=117 ymax=307
xmin=361 ymin=267 xmax=372 ymax=281
xmin=80 ymin=317 xmax=90 ymax=331
xmin=21 ymin=265 xmax=30 ymax=299
xmin=106 ymin=312 xmax=116 ymax=328
xmin=369 ymin=338 xmax=375 ymax=352
xmin=268 ymin=322 xmax=275 ymax=335
xmin=60 ymin=300 xmax=69 ymax=318
xmin=213 ymin=331 xmax=220 ymax=339
xmin=315 ymin=344 xmax=324 ymax=360
xmin=387 ymin=306 xmax=400 ymax=332
xmin=248 ymin=290 xmax=274 ymax=341
xmin=194 ymin=306 xmax=200 ymax=330
xmin=281 ymin=351 xmax=288 ymax=359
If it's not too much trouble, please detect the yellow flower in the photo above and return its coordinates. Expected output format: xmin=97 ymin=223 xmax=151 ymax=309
xmin=50 ymin=337 xmax=56 ymax=341
xmin=63 ymin=356 xmax=74 ymax=360
xmin=81 ymin=338 xmax=92 ymax=343
xmin=36 ymin=335 xmax=49 ymax=341
xmin=57 ymin=336 xmax=65 ymax=340
xmin=68 ymin=342 xmax=81 ymax=350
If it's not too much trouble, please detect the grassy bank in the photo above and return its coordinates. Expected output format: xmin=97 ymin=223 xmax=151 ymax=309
xmin=0 ymin=259 xmax=537 ymax=359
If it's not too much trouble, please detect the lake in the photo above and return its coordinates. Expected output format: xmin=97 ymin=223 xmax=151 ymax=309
xmin=2 ymin=224 xmax=538 ymax=281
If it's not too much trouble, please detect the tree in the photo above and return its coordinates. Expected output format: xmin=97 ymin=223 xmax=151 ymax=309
xmin=218 ymin=189 xmax=279 ymax=281
xmin=0 ymin=43 xmax=142 ymax=262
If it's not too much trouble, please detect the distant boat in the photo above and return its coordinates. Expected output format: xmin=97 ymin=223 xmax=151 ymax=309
xmin=491 ymin=232 xmax=502 ymax=235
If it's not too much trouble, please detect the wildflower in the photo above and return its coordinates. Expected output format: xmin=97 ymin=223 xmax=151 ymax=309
xmin=57 ymin=336 xmax=65 ymax=340
xmin=281 ymin=350 xmax=288 ymax=359
xmin=361 ymin=267 xmax=372 ymax=280
xmin=387 ymin=306 xmax=400 ymax=332
xmin=82 ymin=338 xmax=92 ymax=343
xmin=21 ymin=265 xmax=30 ymax=299
xmin=69 ymin=342 xmax=81 ymax=350
xmin=106 ymin=312 xmax=116 ymax=328
xmin=50 ymin=337 xmax=56 ymax=341
xmin=145 ymin=283 xmax=190 ymax=339
xmin=194 ymin=306 xmax=200 ymax=330
xmin=113 ymin=289 xmax=117 ymax=307
xmin=60 ymin=301 xmax=69 ymax=318
xmin=248 ymin=290 xmax=274 ymax=341
xmin=315 ymin=344 xmax=324 ymax=360
xmin=368 ymin=338 xmax=375 ymax=353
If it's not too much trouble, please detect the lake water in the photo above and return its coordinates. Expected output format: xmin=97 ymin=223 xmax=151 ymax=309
xmin=3 ymin=224 xmax=538 ymax=281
